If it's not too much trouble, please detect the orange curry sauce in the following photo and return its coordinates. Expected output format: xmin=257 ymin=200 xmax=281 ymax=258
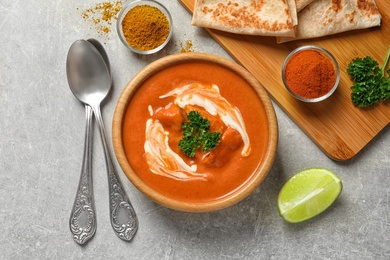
xmin=122 ymin=62 xmax=269 ymax=202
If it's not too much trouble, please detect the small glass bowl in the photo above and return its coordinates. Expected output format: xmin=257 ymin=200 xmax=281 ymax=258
xmin=116 ymin=0 xmax=173 ymax=54
xmin=281 ymin=45 xmax=340 ymax=102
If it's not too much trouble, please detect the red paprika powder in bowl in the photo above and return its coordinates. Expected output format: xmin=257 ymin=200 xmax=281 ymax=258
xmin=282 ymin=45 xmax=340 ymax=102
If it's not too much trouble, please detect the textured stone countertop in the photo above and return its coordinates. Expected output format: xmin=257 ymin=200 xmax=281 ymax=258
xmin=0 ymin=0 xmax=389 ymax=259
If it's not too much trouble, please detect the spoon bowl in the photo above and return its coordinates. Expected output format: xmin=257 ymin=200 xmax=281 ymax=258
xmin=87 ymin=38 xmax=111 ymax=72
xmin=66 ymin=40 xmax=111 ymax=106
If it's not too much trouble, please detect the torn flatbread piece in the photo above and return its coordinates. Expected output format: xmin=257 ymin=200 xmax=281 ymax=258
xmin=277 ymin=0 xmax=382 ymax=43
xmin=192 ymin=0 xmax=297 ymax=37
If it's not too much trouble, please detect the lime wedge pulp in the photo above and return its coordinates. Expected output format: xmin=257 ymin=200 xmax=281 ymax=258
xmin=277 ymin=168 xmax=343 ymax=223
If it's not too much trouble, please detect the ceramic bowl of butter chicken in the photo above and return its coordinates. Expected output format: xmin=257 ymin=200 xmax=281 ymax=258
xmin=112 ymin=52 xmax=278 ymax=212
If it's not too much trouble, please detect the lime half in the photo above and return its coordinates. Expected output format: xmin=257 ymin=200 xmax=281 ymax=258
xmin=278 ymin=168 xmax=342 ymax=223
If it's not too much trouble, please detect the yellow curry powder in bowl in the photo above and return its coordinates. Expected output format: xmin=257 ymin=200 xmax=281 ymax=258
xmin=116 ymin=0 xmax=173 ymax=54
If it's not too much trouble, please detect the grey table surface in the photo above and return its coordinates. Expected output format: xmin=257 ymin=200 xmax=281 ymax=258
xmin=1 ymin=0 xmax=389 ymax=259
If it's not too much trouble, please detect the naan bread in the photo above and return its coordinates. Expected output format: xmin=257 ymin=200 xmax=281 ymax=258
xmin=278 ymin=0 xmax=382 ymax=43
xmin=192 ymin=0 xmax=298 ymax=37
xmin=295 ymin=0 xmax=316 ymax=11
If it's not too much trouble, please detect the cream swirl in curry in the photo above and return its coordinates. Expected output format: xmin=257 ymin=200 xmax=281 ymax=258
xmin=144 ymin=83 xmax=251 ymax=181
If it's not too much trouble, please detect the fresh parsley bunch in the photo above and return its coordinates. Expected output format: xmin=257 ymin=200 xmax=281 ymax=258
xmin=178 ymin=111 xmax=221 ymax=157
xmin=347 ymin=47 xmax=390 ymax=107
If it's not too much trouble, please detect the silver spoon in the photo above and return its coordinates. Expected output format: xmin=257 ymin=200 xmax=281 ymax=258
xmin=67 ymin=44 xmax=97 ymax=245
xmin=67 ymin=40 xmax=138 ymax=241
xmin=84 ymin=39 xmax=138 ymax=240
xmin=66 ymin=39 xmax=112 ymax=245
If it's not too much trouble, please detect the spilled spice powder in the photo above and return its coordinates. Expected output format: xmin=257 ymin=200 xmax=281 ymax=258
xmin=180 ymin=40 xmax=194 ymax=53
xmin=81 ymin=1 xmax=122 ymax=36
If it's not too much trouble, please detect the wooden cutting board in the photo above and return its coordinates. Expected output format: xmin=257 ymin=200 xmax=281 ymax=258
xmin=179 ymin=0 xmax=390 ymax=161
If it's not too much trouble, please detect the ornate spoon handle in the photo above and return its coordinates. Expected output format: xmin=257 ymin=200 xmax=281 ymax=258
xmin=69 ymin=105 xmax=97 ymax=245
xmin=107 ymin=165 xmax=139 ymax=240
xmin=93 ymin=104 xmax=138 ymax=241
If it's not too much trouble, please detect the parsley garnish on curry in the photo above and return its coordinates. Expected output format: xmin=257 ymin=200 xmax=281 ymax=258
xmin=178 ymin=110 xmax=222 ymax=158
xmin=122 ymin=62 xmax=269 ymax=202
